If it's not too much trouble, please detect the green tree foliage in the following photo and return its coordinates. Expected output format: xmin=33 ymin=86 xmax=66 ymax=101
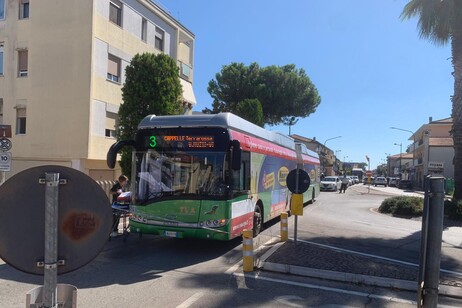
xmin=118 ymin=53 xmax=183 ymax=176
xmin=235 ymin=98 xmax=264 ymax=127
xmin=401 ymin=0 xmax=462 ymax=201
xmin=205 ymin=62 xmax=321 ymax=126
xmin=206 ymin=62 xmax=261 ymax=113
xmin=376 ymin=164 xmax=387 ymax=177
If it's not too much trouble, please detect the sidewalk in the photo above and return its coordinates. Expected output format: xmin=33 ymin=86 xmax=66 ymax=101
xmin=257 ymin=238 xmax=462 ymax=299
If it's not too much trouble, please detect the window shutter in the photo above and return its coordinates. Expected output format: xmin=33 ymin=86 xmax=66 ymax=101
xmin=107 ymin=55 xmax=119 ymax=76
xmin=18 ymin=50 xmax=28 ymax=71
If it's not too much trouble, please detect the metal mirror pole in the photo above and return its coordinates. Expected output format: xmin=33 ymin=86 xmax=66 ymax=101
xmin=422 ymin=177 xmax=445 ymax=307
xmin=44 ymin=172 xmax=60 ymax=308
xmin=417 ymin=176 xmax=430 ymax=308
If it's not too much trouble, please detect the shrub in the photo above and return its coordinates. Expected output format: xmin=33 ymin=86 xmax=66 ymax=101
xmin=379 ymin=196 xmax=424 ymax=217
xmin=444 ymin=199 xmax=462 ymax=220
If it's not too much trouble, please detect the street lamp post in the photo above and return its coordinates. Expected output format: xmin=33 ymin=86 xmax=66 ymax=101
xmin=321 ymin=136 xmax=342 ymax=175
xmin=394 ymin=143 xmax=402 ymax=176
xmin=323 ymin=136 xmax=342 ymax=147
xmin=385 ymin=153 xmax=391 ymax=177
xmin=390 ymin=127 xmax=415 ymax=182
xmin=343 ymin=155 xmax=348 ymax=173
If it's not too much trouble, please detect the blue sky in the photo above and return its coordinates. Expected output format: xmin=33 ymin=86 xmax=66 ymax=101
xmin=159 ymin=0 xmax=453 ymax=169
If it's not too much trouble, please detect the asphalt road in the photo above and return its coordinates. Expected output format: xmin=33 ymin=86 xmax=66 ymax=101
xmin=0 ymin=184 xmax=461 ymax=307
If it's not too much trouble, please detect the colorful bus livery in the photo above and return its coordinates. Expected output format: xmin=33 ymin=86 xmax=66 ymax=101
xmin=107 ymin=113 xmax=320 ymax=240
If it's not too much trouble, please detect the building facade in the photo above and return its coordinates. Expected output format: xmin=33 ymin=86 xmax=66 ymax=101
xmin=0 ymin=0 xmax=196 ymax=182
xmin=412 ymin=117 xmax=454 ymax=189
xmin=386 ymin=153 xmax=413 ymax=178
xmin=291 ymin=134 xmax=340 ymax=176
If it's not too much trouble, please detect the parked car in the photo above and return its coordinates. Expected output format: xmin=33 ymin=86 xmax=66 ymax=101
xmin=320 ymin=176 xmax=341 ymax=191
xmin=398 ymin=180 xmax=412 ymax=189
xmin=346 ymin=176 xmax=354 ymax=186
xmin=374 ymin=176 xmax=388 ymax=187
xmin=388 ymin=177 xmax=399 ymax=187
xmin=351 ymin=176 xmax=360 ymax=184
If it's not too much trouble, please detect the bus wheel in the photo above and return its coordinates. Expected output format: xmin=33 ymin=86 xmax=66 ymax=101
xmin=253 ymin=204 xmax=263 ymax=237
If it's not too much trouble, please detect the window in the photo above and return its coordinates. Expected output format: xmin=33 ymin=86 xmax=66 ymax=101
xmin=105 ymin=129 xmax=116 ymax=138
xmin=18 ymin=49 xmax=28 ymax=77
xmin=0 ymin=0 xmax=5 ymax=20
xmin=109 ymin=0 xmax=122 ymax=27
xmin=19 ymin=0 xmax=29 ymax=19
xmin=232 ymin=151 xmax=250 ymax=192
xmin=105 ymin=112 xmax=117 ymax=138
xmin=107 ymin=54 xmax=121 ymax=83
xmin=0 ymin=43 xmax=4 ymax=76
xmin=141 ymin=18 xmax=147 ymax=42
xmin=16 ymin=108 xmax=26 ymax=134
xmin=155 ymin=27 xmax=164 ymax=51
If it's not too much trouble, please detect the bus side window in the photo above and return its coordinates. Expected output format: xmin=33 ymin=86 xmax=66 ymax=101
xmin=232 ymin=151 xmax=250 ymax=191
xmin=242 ymin=151 xmax=250 ymax=190
xmin=232 ymin=151 xmax=250 ymax=192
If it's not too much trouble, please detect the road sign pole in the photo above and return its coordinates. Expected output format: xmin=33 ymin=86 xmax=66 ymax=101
xmin=286 ymin=167 xmax=310 ymax=246
xmin=43 ymin=173 xmax=60 ymax=308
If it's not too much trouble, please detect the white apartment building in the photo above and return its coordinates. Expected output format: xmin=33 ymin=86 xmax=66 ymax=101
xmin=412 ymin=117 xmax=454 ymax=189
xmin=0 ymin=0 xmax=196 ymax=182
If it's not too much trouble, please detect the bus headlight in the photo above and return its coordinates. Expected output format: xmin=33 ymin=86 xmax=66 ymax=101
xmin=200 ymin=219 xmax=228 ymax=228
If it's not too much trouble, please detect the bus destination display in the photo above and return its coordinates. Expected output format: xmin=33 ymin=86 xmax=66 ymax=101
xmin=148 ymin=135 xmax=215 ymax=149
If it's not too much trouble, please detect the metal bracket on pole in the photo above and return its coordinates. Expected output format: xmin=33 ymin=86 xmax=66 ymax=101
xmin=36 ymin=260 xmax=66 ymax=268
xmin=39 ymin=178 xmax=68 ymax=185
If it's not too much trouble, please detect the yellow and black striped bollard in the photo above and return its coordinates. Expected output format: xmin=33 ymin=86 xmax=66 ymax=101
xmin=242 ymin=229 xmax=254 ymax=272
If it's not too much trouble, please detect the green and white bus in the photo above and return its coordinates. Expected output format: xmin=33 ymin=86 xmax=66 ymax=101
xmin=107 ymin=113 xmax=320 ymax=240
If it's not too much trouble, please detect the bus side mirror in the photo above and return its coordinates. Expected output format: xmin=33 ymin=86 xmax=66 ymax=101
xmin=231 ymin=140 xmax=241 ymax=170
xmin=107 ymin=139 xmax=136 ymax=169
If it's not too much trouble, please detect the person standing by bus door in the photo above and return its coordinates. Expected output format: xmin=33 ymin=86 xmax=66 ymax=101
xmin=110 ymin=175 xmax=128 ymax=236
xmin=340 ymin=174 xmax=349 ymax=193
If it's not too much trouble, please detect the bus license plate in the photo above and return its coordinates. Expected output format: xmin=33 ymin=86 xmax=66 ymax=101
xmin=164 ymin=231 xmax=180 ymax=238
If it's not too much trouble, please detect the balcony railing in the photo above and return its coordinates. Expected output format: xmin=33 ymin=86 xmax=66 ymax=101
xmin=179 ymin=61 xmax=192 ymax=81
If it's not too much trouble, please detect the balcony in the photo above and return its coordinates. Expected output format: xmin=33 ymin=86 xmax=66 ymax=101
xmin=179 ymin=61 xmax=192 ymax=81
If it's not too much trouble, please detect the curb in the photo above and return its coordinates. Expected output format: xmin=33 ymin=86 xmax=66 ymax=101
xmin=257 ymin=242 xmax=462 ymax=299
xmin=261 ymin=261 xmax=416 ymax=291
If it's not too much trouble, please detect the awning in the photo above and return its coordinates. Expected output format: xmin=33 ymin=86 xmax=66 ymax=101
xmin=180 ymin=79 xmax=197 ymax=106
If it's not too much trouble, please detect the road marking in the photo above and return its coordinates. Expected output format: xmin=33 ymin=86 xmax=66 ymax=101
xmin=225 ymin=262 xmax=241 ymax=274
xmin=274 ymin=295 xmax=304 ymax=307
xmin=233 ymin=272 xmax=416 ymax=305
xmin=176 ymin=292 xmax=204 ymax=308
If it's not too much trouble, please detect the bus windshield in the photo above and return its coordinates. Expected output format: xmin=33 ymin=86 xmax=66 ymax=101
xmin=135 ymin=149 xmax=227 ymax=203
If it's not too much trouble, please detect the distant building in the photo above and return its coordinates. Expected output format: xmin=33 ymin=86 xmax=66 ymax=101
xmin=291 ymin=134 xmax=339 ymax=176
xmin=0 ymin=0 xmax=196 ymax=181
xmin=387 ymin=153 xmax=413 ymax=178
xmin=411 ymin=117 xmax=454 ymax=189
